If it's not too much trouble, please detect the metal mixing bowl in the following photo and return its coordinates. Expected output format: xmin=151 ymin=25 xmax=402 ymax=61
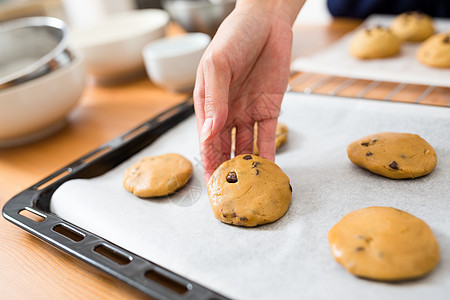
xmin=162 ymin=0 xmax=235 ymax=36
xmin=0 ymin=16 xmax=74 ymax=90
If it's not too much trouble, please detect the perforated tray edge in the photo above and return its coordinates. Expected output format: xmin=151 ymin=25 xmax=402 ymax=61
xmin=2 ymin=97 xmax=229 ymax=300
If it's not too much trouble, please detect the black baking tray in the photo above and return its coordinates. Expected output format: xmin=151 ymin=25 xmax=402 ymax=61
xmin=2 ymin=97 xmax=229 ymax=300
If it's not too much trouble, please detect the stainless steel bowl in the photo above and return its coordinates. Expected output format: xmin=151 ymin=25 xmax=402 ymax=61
xmin=162 ymin=0 xmax=235 ymax=36
xmin=0 ymin=16 xmax=74 ymax=90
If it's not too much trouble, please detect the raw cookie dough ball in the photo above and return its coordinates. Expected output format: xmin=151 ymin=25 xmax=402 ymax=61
xmin=417 ymin=32 xmax=450 ymax=68
xmin=347 ymin=132 xmax=437 ymax=179
xmin=207 ymin=154 xmax=292 ymax=227
xmin=349 ymin=25 xmax=401 ymax=59
xmin=328 ymin=206 xmax=440 ymax=281
xmin=391 ymin=11 xmax=434 ymax=42
xmin=254 ymin=122 xmax=288 ymax=155
xmin=123 ymin=153 xmax=193 ymax=197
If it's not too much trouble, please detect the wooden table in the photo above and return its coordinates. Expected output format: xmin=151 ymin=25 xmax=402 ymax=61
xmin=0 ymin=19 xmax=448 ymax=299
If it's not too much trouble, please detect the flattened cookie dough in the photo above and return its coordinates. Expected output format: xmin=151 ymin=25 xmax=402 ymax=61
xmin=350 ymin=25 xmax=401 ymax=59
xmin=417 ymin=32 xmax=450 ymax=68
xmin=254 ymin=122 xmax=288 ymax=155
xmin=207 ymin=154 xmax=292 ymax=227
xmin=123 ymin=153 xmax=193 ymax=197
xmin=391 ymin=11 xmax=434 ymax=42
xmin=328 ymin=206 xmax=440 ymax=281
xmin=347 ymin=132 xmax=437 ymax=179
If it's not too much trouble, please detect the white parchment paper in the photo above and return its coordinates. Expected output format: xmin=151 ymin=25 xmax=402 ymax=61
xmin=291 ymin=15 xmax=450 ymax=87
xmin=51 ymin=93 xmax=450 ymax=299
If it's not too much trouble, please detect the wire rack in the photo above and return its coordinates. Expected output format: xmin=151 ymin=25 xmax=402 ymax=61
xmin=288 ymin=72 xmax=450 ymax=107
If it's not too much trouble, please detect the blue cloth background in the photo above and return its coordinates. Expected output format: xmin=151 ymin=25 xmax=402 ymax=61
xmin=327 ymin=0 xmax=450 ymax=18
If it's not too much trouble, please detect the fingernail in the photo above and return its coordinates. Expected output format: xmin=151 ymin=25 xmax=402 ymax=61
xmin=200 ymin=118 xmax=213 ymax=143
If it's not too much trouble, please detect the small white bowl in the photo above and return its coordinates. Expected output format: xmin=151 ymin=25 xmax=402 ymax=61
xmin=72 ymin=9 xmax=169 ymax=82
xmin=142 ymin=32 xmax=211 ymax=92
xmin=0 ymin=54 xmax=85 ymax=147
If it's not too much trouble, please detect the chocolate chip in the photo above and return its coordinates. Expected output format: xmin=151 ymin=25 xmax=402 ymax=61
xmin=356 ymin=235 xmax=372 ymax=243
xmin=255 ymin=169 xmax=259 ymax=175
xmin=361 ymin=139 xmax=377 ymax=147
xmin=240 ymin=217 xmax=248 ymax=221
xmin=231 ymin=212 xmax=237 ymax=218
xmin=289 ymin=184 xmax=292 ymax=192
xmin=389 ymin=161 xmax=399 ymax=170
xmin=226 ymin=172 xmax=238 ymax=183
xmin=443 ymin=36 xmax=450 ymax=43
xmin=243 ymin=155 xmax=252 ymax=160
xmin=366 ymin=152 xmax=373 ymax=156
xmin=252 ymin=162 xmax=260 ymax=168
xmin=355 ymin=247 xmax=365 ymax=252
xmin=222 ymin=213 xmax=227 ymax=218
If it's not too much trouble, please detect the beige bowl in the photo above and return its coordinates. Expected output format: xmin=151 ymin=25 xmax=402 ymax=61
xmin=0 ymin=54 xmax=85 ymax=147
xmin=72 ymin=9 xmax=169 ymax=82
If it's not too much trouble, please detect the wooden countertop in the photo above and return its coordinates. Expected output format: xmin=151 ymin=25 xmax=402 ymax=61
xmin=0 ymin=19 xmax=448 ymax=300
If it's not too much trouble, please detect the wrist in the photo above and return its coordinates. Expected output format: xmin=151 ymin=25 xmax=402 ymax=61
xmin=236 ymin=0 xmax=305 ymax=26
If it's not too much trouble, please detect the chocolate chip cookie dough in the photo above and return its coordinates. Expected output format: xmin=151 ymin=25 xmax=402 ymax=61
xmin=391 ymin=12 xmax=435 ymax=42
xmin=349 ymin=25 xmax=401 ymax=59
xmin=417 ymin=32 xmax=450 ymax=68
xmin=347 ymin=132 xmax=437 ymax=179
xmin=123 ymin=153 xmax=193 ymax=197
xmin=328 ymin=206 xmax=440 ymax=281
xmin=207 ymin=154 xmax=292 ymax=227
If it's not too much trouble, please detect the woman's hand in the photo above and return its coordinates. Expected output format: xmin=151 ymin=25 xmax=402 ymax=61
xmin=194 ymin=0 xmax=304 ymax=182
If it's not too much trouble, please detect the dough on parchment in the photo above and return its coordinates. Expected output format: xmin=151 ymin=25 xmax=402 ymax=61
xmin=416 ymin=32 xmax=450 ymax=68
xmin=391 ymin=11 xmax=434 ymax=42
xmin=347 ymin=132 xmax=437 ymax=179
xmin=123 ymin=153 xmax=193 ymax=197
xmin=349 ymin=25 xmax=401 ymax=59
xmin=207 ymin=154 xmax=292 ymax=227
xmin=328 ymin=206 xmax=440 ymax=281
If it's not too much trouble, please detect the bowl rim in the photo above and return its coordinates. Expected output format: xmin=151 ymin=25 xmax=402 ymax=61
xmin=0 ymin=51 xmax=84 ymax=98
xmin=0 ymin=16 xmax=71 ymax=90
xmin=72 ymin=9 xmax=170 ymax=49
xmin=142 ymin=32 xmax=211 ymax=59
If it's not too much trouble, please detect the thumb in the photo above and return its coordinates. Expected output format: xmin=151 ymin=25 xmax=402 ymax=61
xmin=199 ymin=55 xmax=231 ymax=143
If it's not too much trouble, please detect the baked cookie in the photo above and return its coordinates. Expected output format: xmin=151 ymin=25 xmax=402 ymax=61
xmin=347 ymin=132 xmax=437 ymax=179
xmin=417 ymin=32 xmax=450 ymax=68
xmin=391 ymin=11 xmax=434 ymax=42
xmin=230 ymin=122 xmax=288 ymax=156
xmin=328 ymin=206 xmax=440 ymax=281
xmin=349 ymin=25 xmax=401 ymax=59
xmin=254 ymin=122 xmax=288 ymax=155
xmin=207 ymin=154 xmax=292 ymax=227
xmin=123 ymin=153 xmax=193 ymax=197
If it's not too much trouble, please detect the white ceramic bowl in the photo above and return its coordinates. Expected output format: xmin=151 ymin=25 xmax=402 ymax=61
xmin=72 ymin=9 xmax=169 ymax=82
xmin=142 ymin=32 xmax=211 ymax=92
xmin=0 ymin=54 xmax=85 ymax=147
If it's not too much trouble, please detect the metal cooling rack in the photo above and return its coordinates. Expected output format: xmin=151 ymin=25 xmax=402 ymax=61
xmin=288 ymin=72 xmax=450 ymax=107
